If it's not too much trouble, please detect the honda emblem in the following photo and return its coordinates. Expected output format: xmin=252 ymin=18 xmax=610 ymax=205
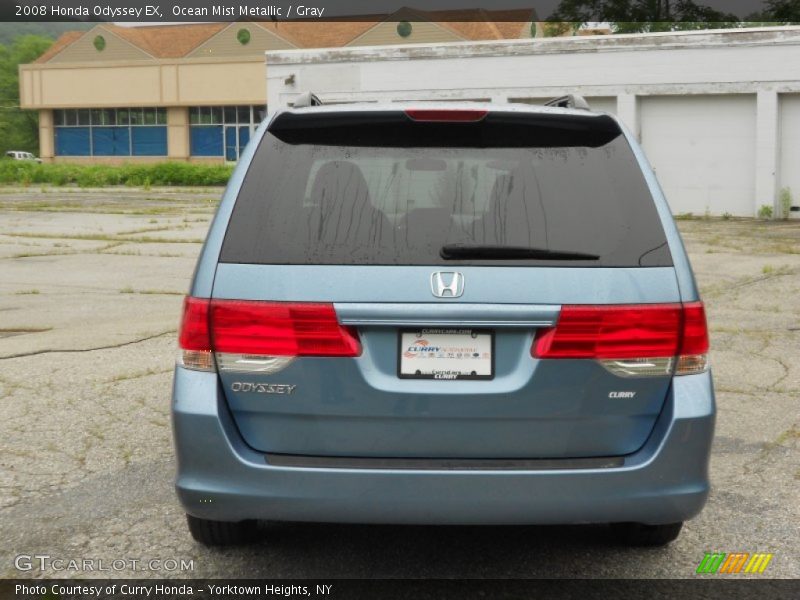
xmin=430 ymin=272 xmax=465 ymax=298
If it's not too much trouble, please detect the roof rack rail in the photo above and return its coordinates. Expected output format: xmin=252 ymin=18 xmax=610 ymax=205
xmin=292 ymin=92 xmax=322 ymax=108
xmin=544 ymin=94 xmax=591 ymax=111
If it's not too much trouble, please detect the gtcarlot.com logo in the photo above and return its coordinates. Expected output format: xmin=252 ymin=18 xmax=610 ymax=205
xmin=696 ymin=552 xmax=773 ymax=574
xmin=14 ymin=554 xmax=194 ymax=572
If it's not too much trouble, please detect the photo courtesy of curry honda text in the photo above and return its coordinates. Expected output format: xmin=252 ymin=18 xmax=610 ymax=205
xmin=172 ymin=97 xmax=715 ymax=548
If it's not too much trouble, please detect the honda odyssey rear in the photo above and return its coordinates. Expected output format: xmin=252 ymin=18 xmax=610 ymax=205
xmin=172 ymin=101 xmax=715 ymax=547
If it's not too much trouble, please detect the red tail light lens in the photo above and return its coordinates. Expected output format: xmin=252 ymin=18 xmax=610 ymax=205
xmin=209 ymin=300 xmax=361 ymax=357
xmin=679 ymin=302 xmax=709 ymax=355
xmin=405 ymin=109 xmax=488 ymax=122
xmin=533 ymin=304 xmax=682 ymax=359
xmin=178 ymin=297 xmax=214 ymax=371
xmin=177 ymin=298 xmax=361 ymax=371
xmin=532 ymin=302 xmax=709 ymax=376
xmin=178 ymin=296 xmax=211 ymax=351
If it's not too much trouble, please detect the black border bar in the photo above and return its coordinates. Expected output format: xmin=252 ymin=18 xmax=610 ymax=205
xmin=0 ymin=0 xmax=795 ymax=23
xmin=2 ymin=579 xmax=799 ymax=600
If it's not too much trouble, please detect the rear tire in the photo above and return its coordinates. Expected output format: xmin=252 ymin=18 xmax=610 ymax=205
xmin=186 ymin=514 xmax=260 ymax=546
xmin=611 ymin=522 xmax=683 ymax=546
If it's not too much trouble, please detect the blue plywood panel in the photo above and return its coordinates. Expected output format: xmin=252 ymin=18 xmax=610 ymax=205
xmin=54 ymin=127 xmax=91 ymax=156
xmin=132 ymin=126 xmax=167 ymax=156
xmin=190 ymin=126 xmax=223 ymax=156
xmin=92 ymin=127 xmax=130 ymax=156
xmin=225 ymin=126 xmax=237 ymax=161
xmin=239 ymin=126 xmax=250 ymax=153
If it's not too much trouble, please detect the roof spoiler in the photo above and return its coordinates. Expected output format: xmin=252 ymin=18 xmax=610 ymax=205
xmin=290 ymin=91 xmax=593 ymax=112
xmin=544 ymin=94 xmax=591 ymax=111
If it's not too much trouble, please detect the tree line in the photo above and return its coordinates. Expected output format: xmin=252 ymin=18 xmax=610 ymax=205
xmin=0 ymin=35 xmax=52 ymax=155
xmin=547 ymin=0 xmax=800 ymax=33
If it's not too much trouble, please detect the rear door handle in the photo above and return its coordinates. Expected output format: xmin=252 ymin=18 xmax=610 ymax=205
xmin=334 ymin=303 xmax=559 ymax=328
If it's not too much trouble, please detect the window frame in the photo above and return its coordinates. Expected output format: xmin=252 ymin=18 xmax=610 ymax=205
xmin=189 ymin=105 xmax=263 ymax=159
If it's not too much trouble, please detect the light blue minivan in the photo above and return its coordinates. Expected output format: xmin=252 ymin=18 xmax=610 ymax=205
xmin=172 ymin=99 xmax=714 ymax=547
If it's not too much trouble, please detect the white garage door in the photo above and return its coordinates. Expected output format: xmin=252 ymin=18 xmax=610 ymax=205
xmin=640 ymin=95 xmax=756 ymax=216
xmin=780 ymin=94 xmax=800 ymax=214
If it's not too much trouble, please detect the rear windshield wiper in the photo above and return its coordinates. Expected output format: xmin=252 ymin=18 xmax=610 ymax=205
xmin=440 ymin=244 xmax=600 ymax=261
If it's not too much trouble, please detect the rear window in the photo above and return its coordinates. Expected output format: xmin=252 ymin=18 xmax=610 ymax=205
xmin=220 ymin=111 xmax=672 ymax=267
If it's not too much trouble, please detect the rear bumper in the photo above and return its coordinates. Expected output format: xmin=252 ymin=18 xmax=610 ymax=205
xmin=172 ymin=368 xmax=715 ymax=525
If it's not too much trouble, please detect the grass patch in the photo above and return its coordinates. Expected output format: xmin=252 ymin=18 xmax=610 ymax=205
xmin=133 ymin=289 xmax=184 ymax=295
xmin=772 ymin=425 xmax=800 ymax=446
xmin=107 ymin=366 xmax=172 ymax=383
xmin=0 ymin=161 xmax=233 ymax=187
xmin=14 ymin=289 xmax=39 ymax=295
xmin=118 ymin=287 xmax=182 ymax=295
xmin=10 ymin=250 xmax=77 ymax=259
xmin=761 ymin=425 xmax=800 ymax=456
xmin=5 ymin=232 xmax=203 ymax=244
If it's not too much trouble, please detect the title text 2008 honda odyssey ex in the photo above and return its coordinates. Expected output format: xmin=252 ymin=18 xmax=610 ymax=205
xmin=172 ymin=99 xmax=714 ymax=547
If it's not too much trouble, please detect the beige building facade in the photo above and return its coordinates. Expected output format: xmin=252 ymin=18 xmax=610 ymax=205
xmin=19 ymin=12 xmax=539 ymax=164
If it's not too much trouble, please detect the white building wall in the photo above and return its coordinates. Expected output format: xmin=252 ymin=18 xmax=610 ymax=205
xmin=779 ymin=94 xmax=800 ymax=217
xmin=266 ymin=27 xmax=800 ymax=216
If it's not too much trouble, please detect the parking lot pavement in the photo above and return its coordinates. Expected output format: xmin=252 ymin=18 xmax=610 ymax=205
xmin=0 ymin=188 xmax=798 ymax=579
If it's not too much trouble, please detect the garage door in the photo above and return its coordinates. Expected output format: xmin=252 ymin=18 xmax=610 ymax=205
xmin=780 ymin=94 xmax=800 ymax=214
xmin=640 ymin=95 xmax=756 ymax=216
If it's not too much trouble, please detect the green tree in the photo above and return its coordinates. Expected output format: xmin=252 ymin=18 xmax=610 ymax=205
xmin=747 ymin=0 xmax=800 ymax=21
xmin=548 ymin=0 xmax=740 ymax=33
xmin=0 ymin=23 xmax=91 ymax=46
xmin=0 ymin=35 xmax=53 ymax=155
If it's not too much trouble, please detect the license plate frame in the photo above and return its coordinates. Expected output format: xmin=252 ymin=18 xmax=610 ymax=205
xmin=397 ymin=328 xmax=495 ymax=381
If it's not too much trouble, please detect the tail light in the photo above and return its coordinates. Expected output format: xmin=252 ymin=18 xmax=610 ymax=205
xmin=177 ymin=298 xmax=361 ymax=373
xmin=532 ymin=302 xmax=709 ymax=377
xmin=405 ymin=109 xmax=488 ymax=122
xmin=178 ymin=297 xmax=213 ymax=371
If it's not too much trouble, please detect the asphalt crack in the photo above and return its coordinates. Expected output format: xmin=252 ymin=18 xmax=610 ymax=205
xmin=704 ymin=265 xmax=800 ymax=298
xmin=0 ymin=330 xmax=175 ymax=360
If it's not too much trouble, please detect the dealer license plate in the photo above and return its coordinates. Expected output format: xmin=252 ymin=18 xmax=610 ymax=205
xmin=398 ymin=329 xmax=494 ymax=380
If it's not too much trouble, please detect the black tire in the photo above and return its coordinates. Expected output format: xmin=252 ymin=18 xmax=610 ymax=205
xmin=611 ymin=522 xmax=684 ymax=546
xmin=186 ymin=514 xmax=260 ymax=546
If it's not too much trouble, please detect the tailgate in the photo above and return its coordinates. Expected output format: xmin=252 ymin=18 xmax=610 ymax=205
xmin=212 ymin=265 xmax=680 ymax=459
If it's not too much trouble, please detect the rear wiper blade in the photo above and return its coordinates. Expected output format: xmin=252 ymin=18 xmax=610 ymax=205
xmin=440 ymin=244 xmax=600 ymax=261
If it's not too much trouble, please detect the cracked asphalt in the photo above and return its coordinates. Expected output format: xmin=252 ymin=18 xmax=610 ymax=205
xmin=0 ymin=188 xmax=798 ymax=579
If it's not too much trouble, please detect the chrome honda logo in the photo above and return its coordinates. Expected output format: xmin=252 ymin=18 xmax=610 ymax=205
xmin=430 ymin=272 xmax=465 ymax=298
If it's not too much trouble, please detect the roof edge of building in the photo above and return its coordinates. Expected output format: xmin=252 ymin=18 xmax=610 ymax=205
xmin=265 ymin=25 xmax=800 ymax=64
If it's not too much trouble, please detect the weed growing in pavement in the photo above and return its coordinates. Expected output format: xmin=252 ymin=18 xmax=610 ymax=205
xmin=779 ymin=188 xmax=793 ymax=220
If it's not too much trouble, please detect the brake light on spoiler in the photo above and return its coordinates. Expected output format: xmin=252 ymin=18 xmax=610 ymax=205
xmin=532 ymin=302 xmax=709 ymax=377
xmin=405 ymin=109 xmax=488 ymax=122
xmin=177 ymin=298 xmax=361 ymax=373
